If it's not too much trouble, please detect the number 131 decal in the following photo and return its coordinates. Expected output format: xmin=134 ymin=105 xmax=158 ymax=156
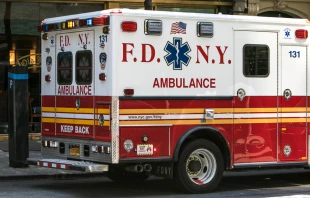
xmin=289 ymin=51 xmax=300 ymax=58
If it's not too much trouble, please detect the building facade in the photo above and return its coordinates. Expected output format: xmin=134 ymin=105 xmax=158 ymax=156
xmin=0 ymin=0 xmax=309 ymax=133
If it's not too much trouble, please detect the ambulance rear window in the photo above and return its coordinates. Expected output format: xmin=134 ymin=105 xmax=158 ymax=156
xmin=57 ymin=52 xmax=73 ymax=85
xmin=76 ymin=50 xmax=92 ymax=85
xmin=243 ymin=45 xmax=269 ymax=77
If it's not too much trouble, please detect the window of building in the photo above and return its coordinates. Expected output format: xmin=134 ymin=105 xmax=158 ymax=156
xmin=57 ymin=52 xmax=73 ymax=85
xmin=76 ymin=50 xmax=92 ymax=85
xmin=243 ymin=45 xmax=269 ymax=77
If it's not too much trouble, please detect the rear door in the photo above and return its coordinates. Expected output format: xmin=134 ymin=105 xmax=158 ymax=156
xmin=55 ymin=30 xmax=95 ymax=139
xmin=278 ymin=45 xmax=307 ymax=161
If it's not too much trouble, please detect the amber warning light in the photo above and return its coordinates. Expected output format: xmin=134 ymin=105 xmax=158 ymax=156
xmin=295 ymin=29 xmax=308 ymax=39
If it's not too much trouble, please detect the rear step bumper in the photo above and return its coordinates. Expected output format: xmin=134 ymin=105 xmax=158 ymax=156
xmin=27 ymin=158 xmax=109 ymax=173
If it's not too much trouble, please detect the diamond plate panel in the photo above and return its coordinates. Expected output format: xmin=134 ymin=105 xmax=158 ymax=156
xmin=111 ymin=96 xmax=120 ymax=163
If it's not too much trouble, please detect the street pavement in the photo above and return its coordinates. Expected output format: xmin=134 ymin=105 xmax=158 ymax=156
xmin=1 ymin=140 xmax=310 ymax=186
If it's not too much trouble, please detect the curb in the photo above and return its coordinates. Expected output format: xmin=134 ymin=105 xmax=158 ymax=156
xmin=0 ymin=133 xmax=41 ymax=142
xmin=0 ymin=172 xmax=105 ymax=181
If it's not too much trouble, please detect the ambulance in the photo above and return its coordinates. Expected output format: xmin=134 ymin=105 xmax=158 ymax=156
xmin=28 ymin=8 xmax=310 ymax=193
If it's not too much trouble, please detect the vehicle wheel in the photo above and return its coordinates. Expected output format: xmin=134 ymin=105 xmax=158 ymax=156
xmin=107 ymin=168 xmax=149 ymax=183
xmin=175 ymin=139 xmax=224 ymax=194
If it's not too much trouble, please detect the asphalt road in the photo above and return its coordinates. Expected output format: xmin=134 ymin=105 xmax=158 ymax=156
xmin=1 ymin=169 xmax=310 ymax=198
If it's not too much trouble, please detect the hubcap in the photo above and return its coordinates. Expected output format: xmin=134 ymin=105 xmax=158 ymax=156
xmin=186 ymin=149 xmax=217 ymax=185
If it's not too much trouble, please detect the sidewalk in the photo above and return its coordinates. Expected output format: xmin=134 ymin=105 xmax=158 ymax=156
xmin=0 ymin=141 xmax=100 ymax=180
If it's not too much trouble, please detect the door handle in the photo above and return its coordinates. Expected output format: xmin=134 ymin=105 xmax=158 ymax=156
xmin=237 ymin=88 xmax=246 ymax=101
xmin=283 ymin=89 xmax=292 ymax=100
xmin=98 ymin=114 xmax=104 ymax=127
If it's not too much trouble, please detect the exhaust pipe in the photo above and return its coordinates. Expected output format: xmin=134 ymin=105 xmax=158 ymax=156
xmin=125 ymin=165 xmax=143 ymax=173
xmin=144 ymin=164 xmax=152 ymax=172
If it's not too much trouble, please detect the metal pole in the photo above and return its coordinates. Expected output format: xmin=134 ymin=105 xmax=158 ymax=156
xmin=8 ymin=66 xmax=29 ymax=168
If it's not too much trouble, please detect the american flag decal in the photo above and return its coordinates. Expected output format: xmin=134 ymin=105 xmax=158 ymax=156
xmin=170 ymin=22 xmax=187 ymax=34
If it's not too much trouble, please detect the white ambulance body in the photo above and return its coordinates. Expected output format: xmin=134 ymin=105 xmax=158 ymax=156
xmin=29 ymin=9 xmax=310 ymax=193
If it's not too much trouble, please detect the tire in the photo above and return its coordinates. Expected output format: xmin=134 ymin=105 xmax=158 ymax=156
xmin=106 ymin=167 xmax=149 ymax=183
xmin=174 ymin=139 xmax=224 ymax=194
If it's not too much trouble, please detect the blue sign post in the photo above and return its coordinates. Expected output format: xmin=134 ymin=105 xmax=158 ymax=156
xmin=8 ymin=66 xmax=29 ymax=168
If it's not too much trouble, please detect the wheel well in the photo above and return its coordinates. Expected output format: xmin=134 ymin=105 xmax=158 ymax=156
xmin=175 ymin=128 xmax=231 ymax=169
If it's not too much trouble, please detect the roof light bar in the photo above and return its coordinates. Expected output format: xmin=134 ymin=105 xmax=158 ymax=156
xmin=37 ymin=15 xmax=110 ymax=32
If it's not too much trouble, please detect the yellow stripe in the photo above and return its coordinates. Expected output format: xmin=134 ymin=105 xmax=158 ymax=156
xmin=42 ymin=107 xmax=110 ymax=114
xmin=42 ymin=118 xmax=110 ymax=126
xmin=97 ymin=109 xmax=110 ymax=114
xmin=279 ymin=108 xmax=307 ymax=112
xmin=56 ymin=108 xmax=94 ymax=113
xmin=42 ymin=107 xmax=55 ymax=112
xmin=42 ymin=107 xmax=308 ymax=114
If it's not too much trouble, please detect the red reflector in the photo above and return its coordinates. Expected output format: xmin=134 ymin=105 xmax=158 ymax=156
xmin=93 ymin=16 xmax=109 ymax=26
xmin=124 ymin=88 xmax=134 ymax=96
xmin=99 ymin=73 xmax=106 ymax=81
xmin=45 ymin=75 xmax=51 ymax=82
xmin=295 ymin=29 xmax=308 ymax=39
xmin=121 ymin=21 xmax=137 ymax=32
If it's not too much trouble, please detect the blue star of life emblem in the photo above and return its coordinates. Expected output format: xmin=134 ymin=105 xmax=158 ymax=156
xmin=164 ymin=37 xmax=191 ymax=70
xmin=284 ymin=28 xmax=291 ymax=38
